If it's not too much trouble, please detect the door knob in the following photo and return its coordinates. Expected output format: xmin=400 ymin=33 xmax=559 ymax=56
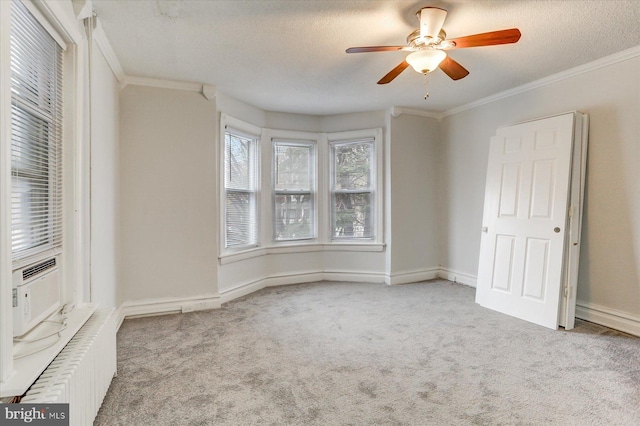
xmin=554 ymin=227 xmax=561 ymax=233
xmin=482 ymin=226 xmax=488 ymax=233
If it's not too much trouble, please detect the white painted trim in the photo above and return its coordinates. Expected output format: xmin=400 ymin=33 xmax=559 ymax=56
xmin=386 ymin=268 xmax=440 ymax=285
xmin=442 ymin=45 xmax=640 ymax=118
xmin=220 ymin=278 xmax=267 ymax=304
xmin=92 ymin=19 xmax=125 ymax=83
xmin=323 ymin=270 xmax=386 ymax=283
xmin=120 ymin=294 xmax=221 ymax=319
xmin=219 ymin=270 xmax=386 ymax=304
xmin=123 ymin=75 xmax=203 ymax=93
xmin=23 ymin=0 xmax=67 ymax=50
xmin=35 ymin=0 xmax=85 ymax=44
xmin=0 ymin=0 xmax=13 ymax=382
xmin=1 ymin=304 xmax=97 ymax=397
xmin=323 ymin=243 xmax=385 ymax=252
xmin=389 ymin=106 xmax=441 ymax=121
xmin=114 ymin=305 xmax=125 ymax=332
xmin=437 ymin=268 xmax=478 ymax=287
xmin=575 ymin=302 xmax=640 ymax=337
xmin=219 ymin=271 xmax=326 ymax=303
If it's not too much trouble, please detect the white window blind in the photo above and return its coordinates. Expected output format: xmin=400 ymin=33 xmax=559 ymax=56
xmin=10 ymin=0 xmax=64 ymax=262
xmin=224 ymin=128 xmax=259 ymax=248
xmin=272 ymin=140 xmax=316 ymax=241
xmin=330 ymin=139 xmax=375 ymax=239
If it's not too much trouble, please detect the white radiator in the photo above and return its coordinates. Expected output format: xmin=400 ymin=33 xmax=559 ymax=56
xmin=21 ymin=308 xmax=117 ymax=425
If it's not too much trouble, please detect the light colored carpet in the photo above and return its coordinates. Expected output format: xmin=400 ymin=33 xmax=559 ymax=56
xmin=95 ymin=280 xmax=640 ymax=425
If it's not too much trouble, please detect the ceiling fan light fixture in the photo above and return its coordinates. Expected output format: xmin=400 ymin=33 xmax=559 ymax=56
xmin=406 ymin=49 xmax=446 ymax=74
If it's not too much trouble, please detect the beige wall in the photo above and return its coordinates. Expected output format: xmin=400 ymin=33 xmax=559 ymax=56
xmin=121 ymin=90 xmax=444 ymax=300
xmin=116 ymin=53 xmax=640 ymax=330
xmin=90 ymin=41 xmax=120 ymax=308
xmin=439 ymin=55 xmax=640 ymax=318
xmin=388 ymin=114 xmax=440 ymax=275
xmin=119 ymin=85 xmax=218 ymax=301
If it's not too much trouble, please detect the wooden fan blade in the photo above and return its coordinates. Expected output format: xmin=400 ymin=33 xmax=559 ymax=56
xmin=377 ymin=61 xmax=410 ymax=84
xmin=448 ymin=28 xmax=521 ymax=49
xmin=438 ymin=56 xmax=469 ymax=80
xmin=346 ymin=46 xmax=411 ymax=53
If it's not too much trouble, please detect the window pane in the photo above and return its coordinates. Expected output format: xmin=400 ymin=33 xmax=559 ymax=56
xmin=225 ymin=133 xmax=256 ymax=191
xmin=225 ymin=191 xmax=257 ymax=247
xmin=332 ymin=192 xmax=373 ymax=238
xmin=10 ymin=0 xmax=64 ymax=261
xmin=224 ymin=128 xmax=259 ymax=248
xmin=333 ymin=142 xmax=372 ymax=190
xmin=274 ymin=144 xmax=311 ymax=191
xmin=273 ymin=141 xmax=316 ymax=241
xmin=274 ymin=193 xmax=313 ymax=240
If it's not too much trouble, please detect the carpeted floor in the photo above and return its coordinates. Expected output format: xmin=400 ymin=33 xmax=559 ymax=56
xmin=95 ymin=280 xmax=640 ymax=425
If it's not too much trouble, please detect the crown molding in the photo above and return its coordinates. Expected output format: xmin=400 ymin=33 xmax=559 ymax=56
xmin=389 ymin=106 xmax=442 ymax=121
xmin=442 ymin=44 xmax=640 ymax=119
xmin=92 ymin=18 xmax=125 ymax=83
xmin=121 ymin=76 xmax=217 ymax=101
xmin=122 ymin=75 xmax=209 ymax=94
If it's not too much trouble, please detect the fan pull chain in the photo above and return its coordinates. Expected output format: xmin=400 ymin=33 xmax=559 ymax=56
xmin=423 ymin=73 xmax=430 ymax=100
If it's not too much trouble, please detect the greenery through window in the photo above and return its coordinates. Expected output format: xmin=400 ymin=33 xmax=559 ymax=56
xmin=273 ymin=141 xmax=316 ymax=241
xmin=330 ymin=140 xmax=375 ymax=239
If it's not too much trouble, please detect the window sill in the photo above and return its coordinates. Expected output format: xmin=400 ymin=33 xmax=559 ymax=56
xmin=1 ymin=304 xmax=96 ymax=398
xmin=218 ymin=242 xmax=385 ymax=265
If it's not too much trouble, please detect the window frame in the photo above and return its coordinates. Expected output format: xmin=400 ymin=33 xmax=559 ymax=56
xmin=271 ymin=138 xmax=317 ymax=243
xmin=329 ymin=138 xmax=376 ymax=241
xmin=327 ymin=128 xmax=383 ymax=244
xmin=1 ymin=0 xmax=89 ymax=384
xmin=218 ymin=117 xmax=383 ymax=264
xmin=223 ymin=125 xmax=260 ymax=250
xmin=9 ymin=0 xmax=65 ymax=264
xmin=220 ymin=114 xmax=262 ymax=253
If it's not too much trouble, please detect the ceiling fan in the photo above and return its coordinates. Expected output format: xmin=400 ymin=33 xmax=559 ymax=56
xmin=346 ymin=7 xmax=521 ymax=84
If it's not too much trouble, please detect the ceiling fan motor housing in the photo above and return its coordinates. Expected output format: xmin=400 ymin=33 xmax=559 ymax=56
xmin=407 ymin=28 xmax=446 ymax=48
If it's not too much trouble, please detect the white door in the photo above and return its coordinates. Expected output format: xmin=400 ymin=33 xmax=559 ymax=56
xmin=476 ymin=113 xmax=576 ymax=329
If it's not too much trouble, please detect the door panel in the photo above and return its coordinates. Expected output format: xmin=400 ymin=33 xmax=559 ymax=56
xmin=529 ymin=160 xmax=555 ymax=219
xmin=492 ymin=235 xmax=515 ymax=292
xmin=522 ymin=238 xmax=549 ymax=300
xmin=476 ymin=113 xmax=575 ymax=330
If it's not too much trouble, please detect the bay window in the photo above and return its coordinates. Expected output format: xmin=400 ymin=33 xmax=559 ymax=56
xmin=219 ymin=114 xmax=382 ymax=260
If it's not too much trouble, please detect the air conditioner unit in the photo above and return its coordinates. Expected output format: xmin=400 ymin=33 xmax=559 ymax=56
xmin=12 ymin=257 xmax=61 ymax=337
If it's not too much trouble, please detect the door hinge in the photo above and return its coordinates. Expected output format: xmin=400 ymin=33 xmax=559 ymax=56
xmin=568 ymin=205 xmax=573 ymax=218
xmin=12 ymin=288 xmax=18 ymax=307
xmin=563 ymin=286 xmax=569 ymax=298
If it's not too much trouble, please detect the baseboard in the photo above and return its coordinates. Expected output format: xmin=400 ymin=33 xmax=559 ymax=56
xmin=324 ymin=270 xmax=386 ymax=283
xmin=219 ymin=278 xmax=266 ymax=304
xmin=114 ymin=305 xmax=125 ymax=332
xmin=575 ymin=302 xmax=640 ymax=337
xmin=437 ymin=268 xmax=477 ymax=287
xmin=219 ymin=270 xmax=384 ymax=303
xmin=386 ymin=268 xmax=440 ymax=285
xmin=120 ymin=294 xmax=221 ymax=319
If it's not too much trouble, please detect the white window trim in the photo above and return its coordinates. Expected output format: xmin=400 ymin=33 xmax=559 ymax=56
xmin=218 ymin=117 xmax=384 ymax=264
xmin=265 ymin=128 xmax=320 ymax=244
xmin=327 ymin=128 xmax=384 ymax=245
xmin=0 ymin=0 xmax=88 ymax=387
xmin=219 ymin=114 xmax=262 ymax=254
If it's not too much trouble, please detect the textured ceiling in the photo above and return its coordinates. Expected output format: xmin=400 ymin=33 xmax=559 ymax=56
xmin=92 ymin=0 xmax=640 ymax=116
